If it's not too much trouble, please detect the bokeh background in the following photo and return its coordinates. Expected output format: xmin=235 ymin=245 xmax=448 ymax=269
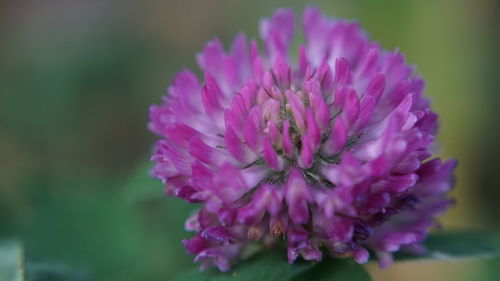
xmin=1 ymin=0 xmax=499 ymax=280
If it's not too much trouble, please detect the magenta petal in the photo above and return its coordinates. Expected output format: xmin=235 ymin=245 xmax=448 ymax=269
xmin=299 ymin=135 xmax=314 ymax=169
xmin=267 ymin=120 xmax=281 ymax=146
xmin=285 ymin=90 xmax=306 ymax=131
xmin=183 ymin=236 xmax=207 ymax=255
xmin=282 ymin=119 xmax=295 ymax=157
xmin=372 ymin=173 xmax=419 ymax=193
xmin=263 ymin=138 xmax=284 ymax=171
xmin=353 ymin=247 xmax=370 ymax=264
xmin=307 ymin=85 xmax=330 ymax=132
xmin=224 ymin=125 xmax=256 ymax=163
xmin=301 ymin=243 xmax=323 ymax=261
xmin=377 ymin=251 xmax=393 ymax=269
xmin=312 ymin=59 xmax=333 ymax=92
xmin=333 ymin=86 xmax=348 ymax=109
xmin=230 ymin=33 xmax=248 ymax=81
xmin=191 ymin=160 xmax=214 ymax=188
xmin=201 ymin=226 xmax=235 ymax=245
xmin=334 ymin=58 xmax=352 ymax=87
xmin=364 ymin=73 xmax=385 ymax=103
xmin=272 ymin=55 xmax=292 ymax=89
xmin=341 ymin=87 xmax=360 ymax=127
xmin=302 ymin=6 xmax=334 ymax=66
xmin=286 ymin=169 xmax=312 ymax=224
xmin=324 ymin=117 xmax=348 ymax=155
xmin=298 ymin=45 xmax=309 ymax=77
xmin=358 ymin=47 xmax=380 ymax=78
xmin=168 ymin=69 xmax=202 ymax=112
xmin=196 ymin=39 xmax=230 ymax=88
xmin=237 ymin=184 xmax=282 ymax=224
xmin=225 ymin=95 xmax=249 ymax=136
xmin=154 ymin=140 xmax=192 ymax=175
xmin=259 ymin=8 xmax=295 ymax=59
xmin=243 ymin=106 xmax=264 ymax=152
xmin=189 ymin=138 xmax=222 ymax=166
xmin=305 ymin=108 xmax=321 ymax=149
xmin=164 ymin=123 xmax=200 ymax=147
xmin=262 ymin=98 xmax=281 ymax=124
xmin=354 ymin=94 xmax=376 ymax=132
xmin=250 ymin=40 xmax=264 ymax=80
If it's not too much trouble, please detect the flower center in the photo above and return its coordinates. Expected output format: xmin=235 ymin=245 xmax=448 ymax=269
xmin=242 ymin=84 xmax=360 ymax=189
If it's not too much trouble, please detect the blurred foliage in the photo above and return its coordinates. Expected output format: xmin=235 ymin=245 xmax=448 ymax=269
xmin=0 ymin=0 xmax=499 ymax=280
xmin=0 ymin=239 xmax=23 ymax=281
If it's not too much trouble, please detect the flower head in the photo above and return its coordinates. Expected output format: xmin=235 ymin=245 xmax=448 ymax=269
xmin=149 ymin=7 xmax=456 ymax=271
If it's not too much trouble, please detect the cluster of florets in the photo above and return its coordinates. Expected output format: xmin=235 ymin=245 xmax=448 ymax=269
xmin=149 ymin=7 xmax=456 ymax=271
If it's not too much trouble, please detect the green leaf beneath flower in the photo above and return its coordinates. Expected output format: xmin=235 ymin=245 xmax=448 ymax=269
xmin=173 ymin=249 xmax=371 ymax=281
xmin=291 ymin=259 xmax=371 ymax=281
xmin=394 ymin=230 xmax=500 ymax=261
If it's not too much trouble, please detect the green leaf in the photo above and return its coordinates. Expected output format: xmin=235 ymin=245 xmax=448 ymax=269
xmin=0 ymin=239 xmax=24 ymax=281
xmin=173 ymin=249 xmax=371 ymax=281
xmin=292 ymin=259 xmax=371 ymax=281
xmin=173 ymin=250 xmax=314 ymax=281
xmin=394 ymin=230 xmax=500 ymax=261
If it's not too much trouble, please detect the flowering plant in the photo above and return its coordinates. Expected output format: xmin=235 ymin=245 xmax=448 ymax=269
xmin=148 ymin=6 xmax=498 ymax=281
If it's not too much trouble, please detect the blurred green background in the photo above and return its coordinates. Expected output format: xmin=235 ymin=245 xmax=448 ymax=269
xmin=1 ymin=0 xmax=499 ymax=280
